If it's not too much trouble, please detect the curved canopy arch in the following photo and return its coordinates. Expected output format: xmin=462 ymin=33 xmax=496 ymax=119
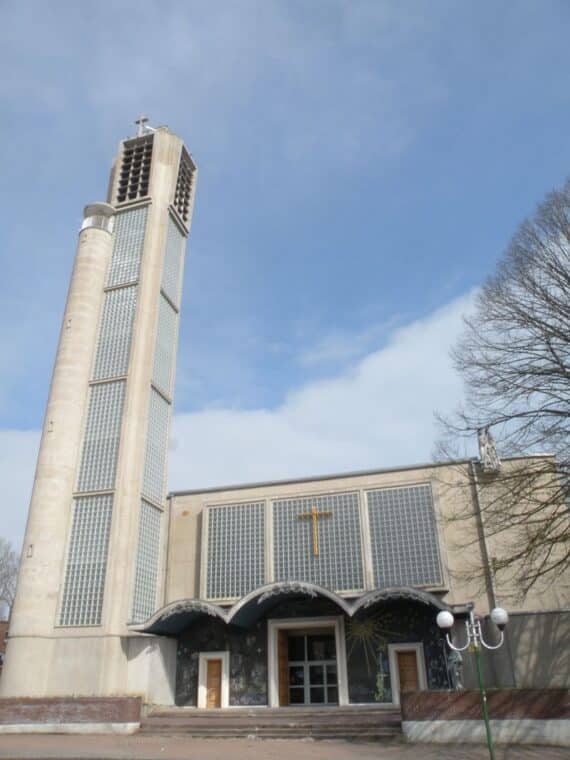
xmin=228 ymin=581 xmax=353 ymax=628
xmin=129 ymin=598 xmax=227 ymax=636
xmin=351 ymin=585 xmax=452 ymax=616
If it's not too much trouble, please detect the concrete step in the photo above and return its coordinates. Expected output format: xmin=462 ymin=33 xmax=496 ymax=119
xmin=140 ymin=706 xmax=402 ymax=741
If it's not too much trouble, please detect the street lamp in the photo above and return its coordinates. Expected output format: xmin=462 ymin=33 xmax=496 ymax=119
xmin=437 ymin=605 xmax=509 ymax=760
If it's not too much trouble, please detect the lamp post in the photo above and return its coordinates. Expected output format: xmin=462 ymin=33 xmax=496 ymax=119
xmin=436 ymin=606 xmax=509 ymax=760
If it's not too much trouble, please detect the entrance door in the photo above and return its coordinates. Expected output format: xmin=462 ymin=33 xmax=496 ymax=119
xmin=396 ymin=650 xmax=419 ymax=694
xmin=206 ymin=658 xmax=222 ymax=708
xmin=288 ymin=632 xmax=338 ymax=705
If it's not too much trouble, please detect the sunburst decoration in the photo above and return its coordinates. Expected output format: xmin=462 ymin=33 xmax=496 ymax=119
xmin=346 ymin=615 xmax=403 ymax=675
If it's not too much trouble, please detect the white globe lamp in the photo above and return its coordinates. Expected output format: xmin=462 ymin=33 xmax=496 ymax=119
xmin=490 ymin=607 xmax=509 ymax=631
xmin=436 ymin=610 xmax=455 ymax=630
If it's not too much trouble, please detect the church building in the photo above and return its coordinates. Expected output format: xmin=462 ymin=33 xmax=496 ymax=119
xmin=1 ymin=123 xmax=567 ymax=715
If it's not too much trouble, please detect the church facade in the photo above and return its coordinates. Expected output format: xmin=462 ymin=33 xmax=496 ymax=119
xmin=137 ymin=459 xmax=568 ymax=708
xmin=1 ymin=123 xmax=568 ymax=710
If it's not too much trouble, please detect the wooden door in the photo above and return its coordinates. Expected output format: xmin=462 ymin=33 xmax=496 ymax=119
xmin=397 ymin=651 xmax=419 ymax=693
xmin=206 ymin=658 xmax=222 ymax=708
xmin=278 ymin=630 xmax=289 ymax=706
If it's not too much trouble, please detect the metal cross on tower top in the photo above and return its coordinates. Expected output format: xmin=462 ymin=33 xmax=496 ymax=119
xmin=135 ymin=115 xmax=149 ymax=136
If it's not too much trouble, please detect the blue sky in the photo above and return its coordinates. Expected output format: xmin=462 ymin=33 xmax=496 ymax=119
xmin=2 ymin=1 xmax=570 ymax=547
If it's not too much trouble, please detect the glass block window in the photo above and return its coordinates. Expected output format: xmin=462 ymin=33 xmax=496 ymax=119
xmin=367 ymin=485 xmax=443 ymax=587
xmin=161 ymin=216 xmax=185 ymax=306
xmin=142 ymin=388 xmax=170 ymax=504
xmin=92 ymin=286 xmax=137 ymax=380
xmin=77 ymin=381 xmax=125 ymax=492
xmin=273 ymin=493 xmax=364 ymax=592
xmin=59 ymin=494 xmax=113 ymax=626
xmin=206 ymin=502 xmax=265 ymax=600
xmin=132 ymin=500 xmax=162 ymax=623
xmin=106 ymin=206 xmax=148 ymax=287
xmin=152 ymin=294 xmax=177 ymax=396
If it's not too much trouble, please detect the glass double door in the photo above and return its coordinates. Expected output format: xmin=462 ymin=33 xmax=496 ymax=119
xmin=288 ymin=632 xmax=338 ymax=705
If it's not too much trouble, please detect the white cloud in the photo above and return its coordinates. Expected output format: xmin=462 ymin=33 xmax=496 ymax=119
xmin=169 ymin=290 xmax=475 ymax=490
xmin=298 ymin=317 xmax=401 ymax=368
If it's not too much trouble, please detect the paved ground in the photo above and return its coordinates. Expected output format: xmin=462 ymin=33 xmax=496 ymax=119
xmin=0 ymin=735 xmax=567 ymax=760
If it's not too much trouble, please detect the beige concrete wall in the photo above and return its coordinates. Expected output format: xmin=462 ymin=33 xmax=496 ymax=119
xmin=167 ymin=456 xmax=569 ymax=617
xmin=1 ymin=633 xmax=175 ymax=698
xmin=507 ymin=611 xmax=570 ymax=688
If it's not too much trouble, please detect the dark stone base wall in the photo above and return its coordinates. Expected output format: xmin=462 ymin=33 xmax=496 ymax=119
xmin=0 ymin=697 xmax=141 ymax=725
xmin=401 ymin=688 xmax=570 ymax=721
xmin=175 ymin=597 xmax=449 ymax=706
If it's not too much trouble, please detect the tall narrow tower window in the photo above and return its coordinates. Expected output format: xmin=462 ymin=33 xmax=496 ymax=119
xmin=76 ymin=381 xmax=126 ymax=493
xmin=93 ymin=286 xmax=137 ymax=380
xmin=173 ymin=147 xmax=194 ymax=223
xmin=152 ymin=295 xmax=177 ymax=396
xmin=132 ymin=500 xmax=162 ymax=623
xmin=142 ymin=388 xmax=170 ymax=504
xmin=161 ymin=216 xmax=185 ymax=306
xmin=107 ymin=206 xmax=148 ymax=287
xmin=59 ymin=495 xmax=113 ymax=626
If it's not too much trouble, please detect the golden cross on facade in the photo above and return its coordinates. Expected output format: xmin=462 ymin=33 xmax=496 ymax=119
xmin=298 ymin=505 xmax=332 ymax=556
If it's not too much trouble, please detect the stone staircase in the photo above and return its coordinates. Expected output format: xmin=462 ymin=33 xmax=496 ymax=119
xmin=140 ymin=705 xmax=402 ymax=741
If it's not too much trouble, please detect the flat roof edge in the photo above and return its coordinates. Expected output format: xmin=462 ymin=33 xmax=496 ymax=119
xmin=168 ymin=453 xmax=554 ymax=498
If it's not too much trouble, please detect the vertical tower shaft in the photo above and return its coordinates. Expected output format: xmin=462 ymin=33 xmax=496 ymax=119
xmin=1 ymin=125 xmax=196 ymax=700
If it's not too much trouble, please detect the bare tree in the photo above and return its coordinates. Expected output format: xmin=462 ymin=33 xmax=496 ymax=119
xmin=438 ymin=179 xmax=570 ymax=599
xmin=0 ymin=538 xmax=19 ymax=619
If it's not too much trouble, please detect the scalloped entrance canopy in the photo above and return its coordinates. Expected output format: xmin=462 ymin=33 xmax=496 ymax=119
xmin=129 ymin=582 xmax=454 ymax=636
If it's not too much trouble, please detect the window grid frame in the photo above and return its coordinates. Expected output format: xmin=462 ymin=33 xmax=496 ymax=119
xmin=106 ymin=205 xmax=148 ymax=288
xmin=152 ymin=293 xmax=178 ymax=397
xmin=58 ymin=494 xmax=113 ymax=627
xmin=76 ymin=380 xmax=126 ymax=493
xmin=131 ymin=500 xmax=162 ymax=623
xmin=272 ymin=492 xmax=365 ymax=594
xmin=366 ymin=483 xmax=444 ymax=589
xmin=142 ymin=387 xmax=171 ymax=505
xmin=92 ymin=285 xmax=138 ymax=381
xmin=161 ymin=215 xmax=186 ymax=307
xmin=205 ymin=501 xmax=266 ymax=601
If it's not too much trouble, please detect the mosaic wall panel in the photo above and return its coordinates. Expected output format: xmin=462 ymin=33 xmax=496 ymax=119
xmin=92 ymin=285 xmax=137 ymax=380
xmin=206 ymin=502 xmax=265 ymax=600
xmin=131 ymin=500 xmax=162 ymax=623
xmin=273 ymin=492 xmax=364 ymax=592
xmin=59 ymin=494 xmax=113 ymax=626
xmin=346 ymin=600 xmax=448 ymax=703
xmin=76 ymin=380 xmax=125 ymax=493
xmin=367 ymin=485 xmax=443 ymax=588
xmin=142 ymin=388 xmax=170 ymax=504
xmin=106 ymin=206 xmax=148 ymax=287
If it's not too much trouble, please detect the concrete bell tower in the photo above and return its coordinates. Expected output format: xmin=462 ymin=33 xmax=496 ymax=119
xmin=1 ymin=121 xmax=197 ymax=701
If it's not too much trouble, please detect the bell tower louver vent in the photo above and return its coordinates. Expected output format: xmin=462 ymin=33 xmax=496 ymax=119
xmin=174 ymin=146 xmax=194 ymax=223
xmin=117 ymin=135 xmax=154 ymax=204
